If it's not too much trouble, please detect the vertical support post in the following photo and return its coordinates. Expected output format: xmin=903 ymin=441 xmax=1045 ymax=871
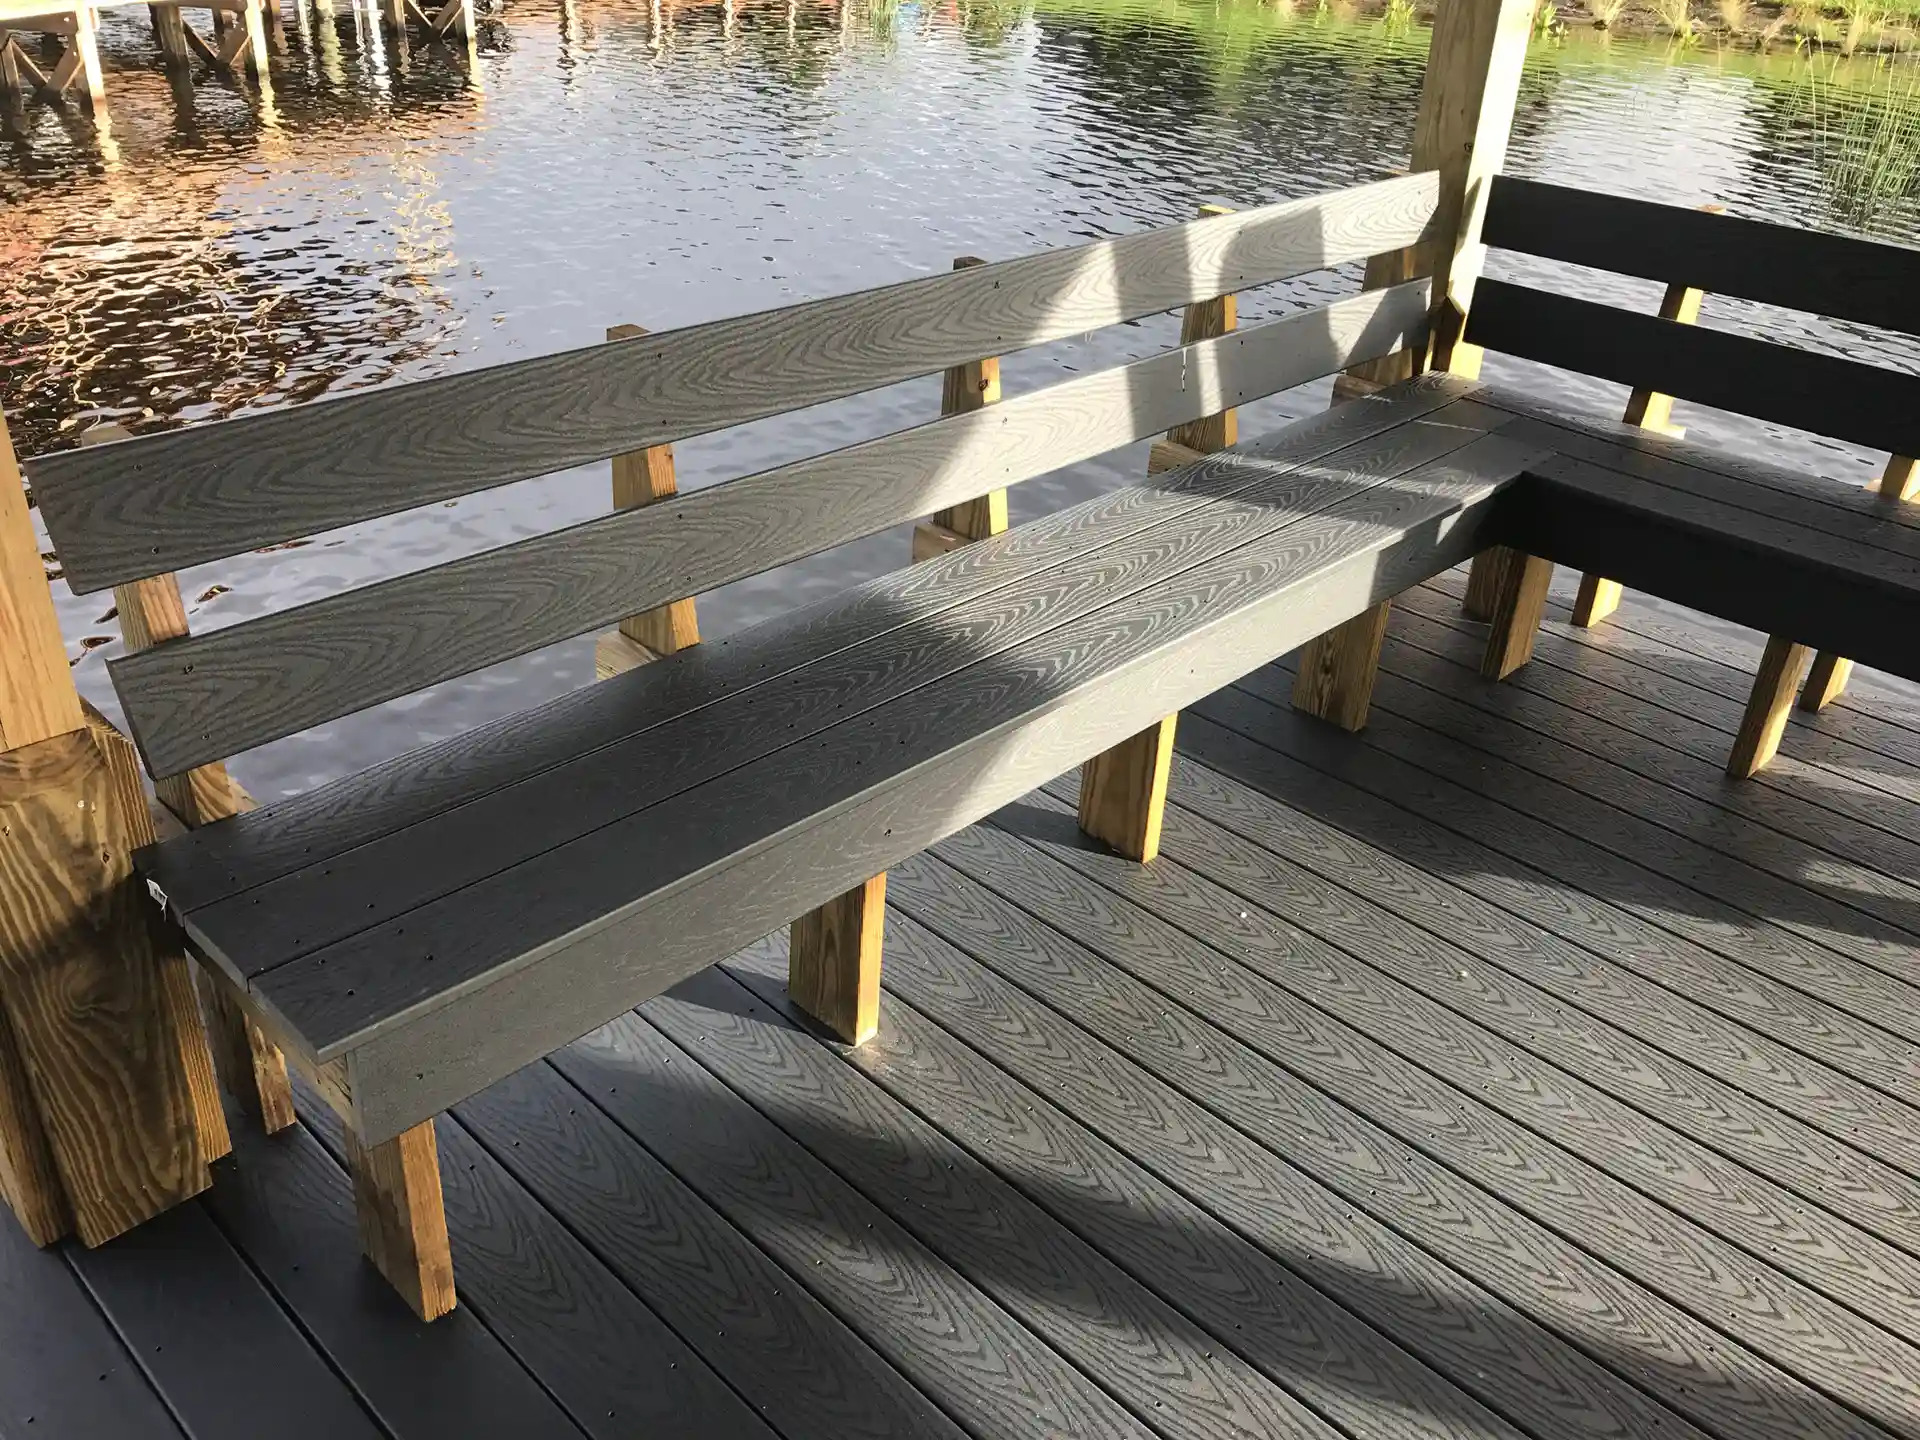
xmin=595 ymin=323 xmax=701 ymax=680
xmin=1292 ymin=604 xmax=1393 ymax=731
xmin=912 ymin=256 xmax=1008 ymax=562
xmin=1798 ymin=452 xmax=1916 ymax=713
xmin=788 ymin=873 xmax=885 ymax=1045
xmin=1727 ymin=636 xmax=1810 ymax=779
xmin=150 ymin=4 xmax=191 ymax=63
xmin=53 ymin=5 xmax=106 ymax=107
xmin=343 ymin=1119 xmax=456 ymax=1322
xmin=1480 ymin=548 xmax=1555 ymax=679
xmin=1078 ymin=716 xmax=1179 ymax=862
xmin=79 ymin=423 xmax=292 ymax=1142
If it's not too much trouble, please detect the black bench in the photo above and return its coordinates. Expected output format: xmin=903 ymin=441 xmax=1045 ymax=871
xmin=1457 ymin=176 xmax=1920 ymax=775
xmin=28 ymin=172 xmax=1555 ymax=1318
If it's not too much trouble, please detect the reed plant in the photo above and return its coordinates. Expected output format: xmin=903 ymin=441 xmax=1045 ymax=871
xmin=1716 ymin=0 xmax=1746 ymax=28
xmin=1586 ymin=0 xmax=1626 ymax=25
xmin=1654 ymin=0 xmax=1697 ymax=37
xmin=1802 ymin=55 xmax=1920 ymax=228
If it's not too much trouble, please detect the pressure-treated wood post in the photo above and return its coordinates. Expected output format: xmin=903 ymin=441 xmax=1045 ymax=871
xmin=595 ymin=323 xmax=702 ymax=680
xmin=912 ymin=256 xmax=1008 ymax=561
xmin=1797 ymin=453 xmax=1916 ymax=712
xmin=789 ymin=873 xmax=886 ymax=1046
xmin=343 ymin=1119 xmax=456 ymax=1322
xmin=1727 ymin=636 xmax=1811 ymax=779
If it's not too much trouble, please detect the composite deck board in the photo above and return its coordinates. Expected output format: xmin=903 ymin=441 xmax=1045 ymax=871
xmin=0 ymin=1201 xmax=183 ymax=1440
xmin=1481 ymin=175 xmax=1920 ymax=337
xmin=867 ymin=908 xmax=1713 ymax=1440
xmin=107 ymin=284 xmax=1433 ymax=778
xmin=1005 ymin=783 xmax=1920 ymax=1319
xmin=550 ymin=1016 xmax=1162 ymax=1440
xmin=29 ymin=173 xmax=1442 ymax=591
xmin=1426 ymin=567 xmax=1920 ymax=797
xmin=142 ymin=376 xmax=1477 ymax=919
xmin=1336 ymin=630 xmax=1920 ymax=941
xmin=454 ymin=1060 xmax=969 ymax=1440
xmin=291 ymin=1087 xmax=779 ymax=1440
xmin=1394 ymin=581 xmax=1920 ymax=853
xmin=1208 ymin=681 xmax=1920 ymax=1060
xmin=258 ymin=431 xmax=1539 ymax=1136
xmin=923 ymin=813 xmax=1920 ymax=1430
xmin=1175 ymin=707 xmax=1920 ymax=1146
xmin=194 ymin=398 xmax=1501 ymax=970
xmin=641 ymin=968 xmax=1350 ymax=1440
xmin=1248 ymin=663 xmax=1920 ymax=1005
xmin=1149 ymin=747 xmax=1920 ymax=1242
xmin=66 ymin=1201 xmax=383 ymax=1440
xmin=197 ymin=1117 xmax=589 ymax=1439
xmin=714 ymin=939 xmax=1531 ymax=1440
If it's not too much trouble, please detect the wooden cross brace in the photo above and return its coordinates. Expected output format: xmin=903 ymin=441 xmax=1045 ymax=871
xmin=0 ymin=9 xmax=102 ymax=106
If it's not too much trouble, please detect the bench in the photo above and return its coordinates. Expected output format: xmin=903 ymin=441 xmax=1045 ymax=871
xmin=1452 ymin=176 xmax=1920 ymax=776
xmin=25 ymin=171 xmax=1556 ymax=1318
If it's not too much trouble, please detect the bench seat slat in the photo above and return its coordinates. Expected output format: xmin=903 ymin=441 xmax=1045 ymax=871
xmin=241 ymin=431 xmax=1543 ymax=1140
xmin=1465 ymin=278 xmax=1920 ymax=461
xmin=1499 ymin=454 xmax=1920 ymax=682
xmin=32 ymin=174 xmax=1442 ymax=594
xmin=185 ymin=401 xmax=1505 ymax=972
xmin=137 ymin=375 xmax=1474 ymax=919
xmin=109 ymin=282 xmax=1434 ymax=780
xmin=1484 ymin=176 xmax=1920 ymax=338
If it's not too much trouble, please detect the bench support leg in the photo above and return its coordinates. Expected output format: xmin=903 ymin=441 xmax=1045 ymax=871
xmin=1569 ymin=574 xmax=1622 ymax=629
xmin=1728 ymin=636 xmax=1809 ymax=779
xmin=1292 ymin=602 xmax=1391 ymax=732
xmin=1480 ymin=547 xmax=1554 ymax=680
xmin=1461 ymin=547 xmax=1507 ymax=622
xmin=789 ymin=874 xmax=885 ymax=1045
xmin=197 ymin=969 xmax=296 ymax=1134
xmin=1078 ymin=715 xmax=1178 ymax=863
xmin=344 ymin=1119 xmax=456 ymax=1322
xmin=1798 ymin=454 xmax=1913 ymax=712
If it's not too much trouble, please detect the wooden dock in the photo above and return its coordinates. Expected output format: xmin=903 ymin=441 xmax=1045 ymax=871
xmin=6 ymin=576 xmax=1919 ymax=1440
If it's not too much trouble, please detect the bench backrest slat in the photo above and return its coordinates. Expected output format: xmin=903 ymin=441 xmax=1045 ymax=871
xmin=1482 ymin=176 xmax=1920 ymax=338
xmin=1466 ymin=279 xmax=1920 ymax=461
xmin=31 ymin=172 xmax=1441 ymax=596
xmin=111 ymin=280 xmax=1434 ymax=778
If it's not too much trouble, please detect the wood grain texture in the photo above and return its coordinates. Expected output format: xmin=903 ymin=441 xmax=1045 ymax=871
xmin=342 ymin=1120 xmax=455 ymax=1322
xmin=1479 ymin=545 xmax=1552 ymax=679
xmin=605 ymin=322 xmax=701 ymax=660
xmin=1484 ymin=174 xmax=1920 ymax=337
xmin=873 ymin=893 xmax=1719 ymax=1440
xmin=138 ymin=374 xmax=1473 ymax=922
xmin=201 ymin=1113 xmax=587 ymax=1437
xmin=928 ymin=255 xmax=1008 ymax=544
xmin=0 ymin=405 xmax=82 ymax=751
xmin=1015 ymin=780 xmax=1920 ymax=1356
xmin=648 ymin=964 xmax=1357 ymax=1440
xmin=1289 ymin=600 xmax=1390 ymax=730
xmin=718 ymin=941 xmax=1529 ymax=1440
xmin=1467 ymin=279 xmax=1920 ymax=458
xmin=1077 ymin=715 xmax=1177 ymax=862
xmin=67 ymin=1201 xmax=384 ymax=1440
xmin=1199 ymin=683 xmax=1920 ymax=1073
xmin=0 ymin=1197 xmax=183 ymax=1439
xmin=454 ymin=1058 xmax=968 ymax=1440
xmin=1728 ymin=636 xmax=1812 ymax=779
xmin=0 ymin=1002 xmax=68 ymax=1244
xmin=787 ymin=872 xmax=885 ymax=1045
xmin=553 ymin=1014 xmax=1159 ymax=1440
xmin=111 ymin=281 xmax=1437 ymax=779
xmin=897 ymin=841 xmax=1915 ymax=1440
xmin=1146 ymin=438 xmax=1206 ymax=476
xmin=1159 ymin=718 xmax=1920 ymax=1257
xmin=251 ymin=429 xmax=1539 ymax=1126
xmin=186 ymin=395 xmax=1500 ymax=978
xmin=34 ymin=174 xmax=1443 ymax=592
xmin=199 ymin=968 xmax=296 ymax=1135
xmin=0 ymin=725 xmax=207 ymax=1246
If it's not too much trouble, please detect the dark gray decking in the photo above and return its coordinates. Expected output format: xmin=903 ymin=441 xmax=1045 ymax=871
xmin=8 ymin=570 xmax=1920 ymax=1440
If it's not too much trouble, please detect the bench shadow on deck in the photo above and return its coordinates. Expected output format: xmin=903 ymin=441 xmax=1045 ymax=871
xmin=8 ymin=572 xmax=1920 ymax=1440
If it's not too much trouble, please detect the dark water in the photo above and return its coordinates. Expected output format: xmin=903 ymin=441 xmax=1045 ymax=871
xmin=3 ymin=0 xmax=1916 ymax=795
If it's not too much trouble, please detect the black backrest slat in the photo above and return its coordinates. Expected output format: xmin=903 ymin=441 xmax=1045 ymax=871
xmin=1484 ymin=176 xmax=1920 ymax=338
xmin=1466 ymin=279 xmax=1920 ymax=460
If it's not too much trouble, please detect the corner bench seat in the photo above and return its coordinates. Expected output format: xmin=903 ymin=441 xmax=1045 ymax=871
xmin=139 ymin=375 xmax=1537 ymax=1148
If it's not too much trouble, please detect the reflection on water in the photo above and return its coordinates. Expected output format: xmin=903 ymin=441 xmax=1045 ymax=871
xmin=3 ymin=0 xmax=1917 ymax=793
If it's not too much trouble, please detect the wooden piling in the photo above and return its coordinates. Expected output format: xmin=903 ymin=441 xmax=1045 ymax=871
xmin=595 ymin=323 xmax=702 ymax=680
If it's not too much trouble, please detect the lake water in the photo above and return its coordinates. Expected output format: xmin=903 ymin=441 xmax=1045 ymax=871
xmin=4 ymin=0 xmax=1917 ymax=795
